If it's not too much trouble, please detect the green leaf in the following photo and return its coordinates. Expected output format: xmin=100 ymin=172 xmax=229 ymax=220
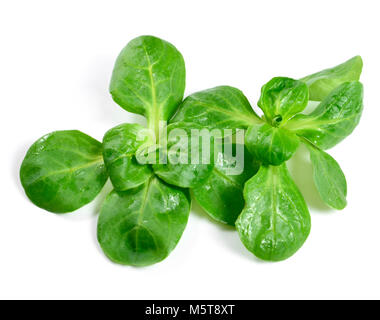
xmin=97 ymin=177 xmax=190 ymax=266
xmin=193 ymin=144 xmax=259 ymax=226
xmin=300 ymin=56 xmax=363 ymax=101
xmin=236 ymin=164 xmax=311 ymax=261
xmin=109 ymin=35 xmax=186 ymax=134
xmin=20 ymin=131 xmax=108 ymax=213
xmin=245 ymin=123 xmax=299 ymax=166
xmin=152 ymin=123 xmax=214 ymax=188
xmin=285 ymin=81 xmax=363 ymax=149
xmin=103 ymin=123 xmax=153 ymax=191
xmin=171 ymin=86 xmax=262 ymax=131
xmin=258 ymin=77 xmax=309 ymax=124
xmin=306 ymin=143 xmax=347 ymax=210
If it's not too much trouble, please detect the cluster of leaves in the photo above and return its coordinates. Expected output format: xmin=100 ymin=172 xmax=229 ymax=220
xmin=175 ymin=55 xmax=363 ymax=260
xmin=20 ymin=36 xmax=213 ymax=266
xmin=20 ymin=35 xmax=363 ymax=265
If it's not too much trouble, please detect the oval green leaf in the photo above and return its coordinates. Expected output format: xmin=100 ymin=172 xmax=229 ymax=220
xmin=103 ymin=123 xmax=153 ymax=191
xmin=20 ymin=130 xmax=108 ymax=213
xmin=245 ymin=123 xmax=299 ymax=166
xmin=236 ymin=164 xmax=311 ymax=261
xmin=109 ymin=35 xmax=186 ymax=128
xmin=306 ymin=143 xmax=347 ymax=210
xmin=193 ymin=143 xmax=259 ymax=226
xmin=300 ymin=56 xmax=363 ymax=101
xmin=258 ymin=77 xmax=309 ymax=124
xmin=171 ymin=86 xmax=262 ymax=131
xmin=285 ymin=81 xmax=363 ymax=149
xmin=97 ymin=177 xmax=190 ymax=266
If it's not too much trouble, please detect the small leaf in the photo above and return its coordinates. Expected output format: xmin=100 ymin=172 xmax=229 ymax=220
xmin=306 ymin=143 xmax=347 ymax=210
xmin=258 ymin=77 xmax=309 ymax=123
xmin=20 ymin=131 xmax=108 ymax=213
xmin=236 ymin=164 xmax=311 ymax=261
xmin=152 ymin=123 xmax=214 ymax=188
xmin=171 ymin=86 xmax=262 ymax=131
xmin=109 ymin=35 xmax=186 ymax=127
xmin=245 ymin=123 xmax=299 ymax=166
xmin=97 ymin=177 xmax=190 ymax=266
xmin=193 ymin=144 xmax=259 ymax=226
xmin=285 ymin=81 xmax=363 ymax=149
xmin=301 ymin=56 xmax=363 ymax=101
xmin=103 ymin=123 xmax=153 ymax=191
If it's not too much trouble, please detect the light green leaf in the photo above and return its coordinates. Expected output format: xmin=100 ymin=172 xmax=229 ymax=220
xmin=20 ymin=131 xmax=108 ymax=213
xmin=236 ymin=164 xmax=311 ymax=261
xmin=258 ymin=77 xmax=309 ymax=124
xmin=306 ymin=143 xmax=347 ymax=210
xmin=152 ymin=123 xmax=214 ymax=188
xmin=97 ymin=177 xmax=190 ymax=266
xmin=103 ymin=123 xmax=153 ymax=191
xmin=171 ymin=86 xmax=262 ymax=131
xmin=285 ymin=81 xmax=363 ymax=149
xmin=245 ymin=123 xmax=299 ymax=166
xmin=109 ymin=35 xmax=186 ymax=134
xmin=300 ymin=56 xmax=363 ymax=101
xmin=193 ymin=144 xmax=259 ymax=226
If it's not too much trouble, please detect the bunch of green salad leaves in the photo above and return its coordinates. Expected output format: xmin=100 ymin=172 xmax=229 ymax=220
xmin=20 ymin=36 xmax=363 ymax=265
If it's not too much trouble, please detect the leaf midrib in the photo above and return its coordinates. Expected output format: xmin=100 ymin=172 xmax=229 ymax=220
xmin=212 ymin=167 xmax=242 ymax=190
xmin=143 ymin=44 xmax=160 ymax=140
xmin=285 ymin=113 xmax=359 ymax=131
xmin=190 ymin=100 xmax=262 ymax=126
xmin=26 ymin=157 xmax=104 ymax=186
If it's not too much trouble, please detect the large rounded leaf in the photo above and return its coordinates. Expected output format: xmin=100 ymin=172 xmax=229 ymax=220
xmin=285 ymin=81 xmax=363 ymax=149
xmin=236 ymin=164 xmax=311 ymax=261
xmin=110 ymin=35 xmax=186 ymax=125
xmin=245 ymin=123 xmax=299 ymax=166
xmin=103 ymin=123 xmax=153 ymax=191
xmin=97 ymin=177 xmax=190 ymax=266
xmin=193 ymin=144 xmax=259 ymax=226
xmin=171 ymin=86 xmax=262 ymax=131
xmin=20 ymin=130 xmax=108 ymax=213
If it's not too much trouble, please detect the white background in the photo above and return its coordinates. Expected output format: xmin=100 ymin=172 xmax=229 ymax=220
xmin=1 ymin=0 xmax=379 ymax=300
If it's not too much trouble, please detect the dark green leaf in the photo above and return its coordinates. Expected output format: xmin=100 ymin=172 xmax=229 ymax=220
xmin=103 ymin=123 xmax=153 ymax=191
xmin=245 ymin=123 xmax=299 ymax=166
xmin=285 ymin=81 xmax=363 ymax=149
xmin=97 ymin=177 xmax=190 ymax=266
xmin=258 ymin=77 xmax=309 ymax=124
xmin=193 ymin=144 xmax=259 ymax=226
xmin=20 ymin=130 xmax=108 ymax=213
xmin=300 ymin=56 xmax=363 ymax=101
xmin=236 ymin=164 xmax=311 ymax=261
xmin=306 ymin=143 xmax=347 ymax=210
xmin=109 ymin=35 xmax=186 ymax=131
xmin=171 ymin=86 xmax=262 ymax=131
xmin=152 ymin=123 xmax=214 ymax=188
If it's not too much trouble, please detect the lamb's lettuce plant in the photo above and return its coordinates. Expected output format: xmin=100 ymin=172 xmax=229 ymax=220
xmin=20 ymin=36 xmax=217 ymax=266
xmin=19 ymin=36 xmax=364 ymax=264
xmin=174 ymin=57 xmax=364 ymax=261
